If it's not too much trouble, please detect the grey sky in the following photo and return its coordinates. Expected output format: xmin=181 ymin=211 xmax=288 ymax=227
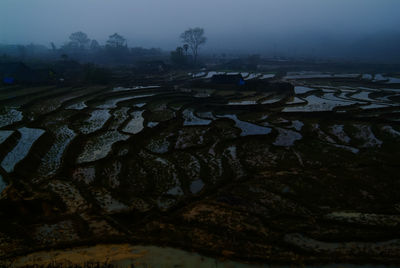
xmin=1 ymin=0 xmax=400 ymax=55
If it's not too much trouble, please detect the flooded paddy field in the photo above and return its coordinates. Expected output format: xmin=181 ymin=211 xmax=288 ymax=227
xmin=0 ymin=72 xmax=400 ymax=266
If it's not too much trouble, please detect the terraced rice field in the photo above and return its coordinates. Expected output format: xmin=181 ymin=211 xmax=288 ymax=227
xmin=0 ymin=72 xmax=400 ymax=265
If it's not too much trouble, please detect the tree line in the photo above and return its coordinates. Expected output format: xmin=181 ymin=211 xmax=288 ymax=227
xmin=0 ymin=27 xmax=207 ymax=67
xmin=55 ymin=31 xmax=162 ymax=64
xmin=61 ymin=27 xmax=207 ymax=66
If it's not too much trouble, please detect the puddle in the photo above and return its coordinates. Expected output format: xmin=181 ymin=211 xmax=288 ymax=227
xmin=122 ymin=110 xmax=144 ymax=134
xmin=113 ymin=86 xmax=160 ymax=92
xmin=192 ymin=72 xmax=206 ymax=78
xmin=373 ymin=74 xmax=387 ymax=82
xmin=204 ymin=71 xmax=225 ymax=78
xmin=289 ymin=120 xmax=304 ymax=131
xmin=333 ymin=144 xmax=359 ymax=154
xmin=134 ymin=102 xmax=146 ymax=108
xmin=374 ymin=74 xmax=400 ymax=84
xmin=77 ymin=131 xmax=130 ymax=163
xmin=182 ymin=109 xmax=212 ymax=126
xmin=228 ymin=100 xmax=257 ymax=105
xmin=294 ymin=86 xmax=316 ymax=94
xmin=312 ymin=124 xmax=336 ymax=143
xmin=322 ymin=89 xmax=337 ymax=93
xmin=375 ymin=93 xmax=399 ymax=102
xmin=1 ymin=127 xmax=45 ymax=173
xmin=147 ymin=121 xmax=159 ymax=128
xmin=0 ymin=130 xmax=13 ymax=144
xmin=167 ymin=185 xmax=184 ymax=196
xmin=259 ymin=114 xmax=269 ymax=121
xmin=382 ymin=126 xmax=400 ymax=137
xmin=386 ymin=77 xmax=400 ymax=84
xmin=244 ymin=73 xmax=261 ymax=80
xmin=80 ymin=109 xmax=111 ymax=134
xmin=285 ymin=72 xmax=332 ymax=79
xmin=329 ymin=125 xmax=351 ymax=143
xmin=273 ymin=128 xmax=302 ymax=147
xmin=0 ymin=108 xmax=23 ymax=128
xmin=362 ymin=74 xmax=373 ymax=80
xmin=337 ymin=91 xmax=352 ymax=100
xmin=261 ymin=97 xmax=282 ymax=104
xmin=360 ymin=103 xmax=391 ymax=109
xmin=93 ymin=189 xmax=128 ymax=214
xmin=37 ymin=125 xmax=76 ymax=178
xmin=321 ymin=92 xmax=357 ymax=103
xmin=354 ymin=125 xmax=382 ymax=148
xmin=381 ymin=88 xmax=400 ymax=93
xmin=154 ymin=196 xmax=175 ymax=211
xmin=260 ymin=74 xmax=275 ymax=79
xmin=196 ymin=111 xmax=216 ymax=120
xmin=221 ymin=114 xmax=272 ymax=136
xmin=190 ymin=179 xmax=204 ymax=194
xmin=350 ymin=91 xmax=376 ymax=102
xmin=286 ymin=97 xmax=306 ymax=104
xmin=66 ymin=102 xmax=87 ymax=110
xmin=273 ymin=117 xmax=290 ymax=124
xmin=283 ymin=95 xmax=353 ymax=112
xmin=97 ymin=94 xmax=154 ymax=109
xmin=333 ymin=74 xmax=360 ymax=78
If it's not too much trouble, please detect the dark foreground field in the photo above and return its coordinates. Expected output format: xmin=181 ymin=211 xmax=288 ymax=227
xmin=0 ymin=71 xmax=400 ymax=267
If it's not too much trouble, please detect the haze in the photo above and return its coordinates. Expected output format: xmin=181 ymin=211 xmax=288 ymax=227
xmin=1 ymin=0 xmax=400 ymax=61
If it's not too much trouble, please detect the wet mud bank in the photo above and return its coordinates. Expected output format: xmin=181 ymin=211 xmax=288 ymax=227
xmin=0 ymin=71 xmax=400 ymax=265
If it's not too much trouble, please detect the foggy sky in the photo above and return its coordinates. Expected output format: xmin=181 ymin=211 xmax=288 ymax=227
xmin=1 ymin=0 xmax=400 ymax=57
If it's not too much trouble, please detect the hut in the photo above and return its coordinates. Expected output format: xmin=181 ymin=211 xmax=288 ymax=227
xmin=211 ymin=74 xmax=245 ymax=86
xmin=0 ymin=62 xmax=32 ymax=84
xmin=0 ymin=62 xmax=49 ymax=84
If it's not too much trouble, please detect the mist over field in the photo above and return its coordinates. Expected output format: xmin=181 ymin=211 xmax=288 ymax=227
xmin=1 ymin=0 xmax=400 ymax=61
xmin=2 ymin=1 xmax=400 ymax=266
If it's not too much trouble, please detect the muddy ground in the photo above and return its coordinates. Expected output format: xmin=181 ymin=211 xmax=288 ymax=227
xmin=0 ymin=71 xmax=399 ymax=266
